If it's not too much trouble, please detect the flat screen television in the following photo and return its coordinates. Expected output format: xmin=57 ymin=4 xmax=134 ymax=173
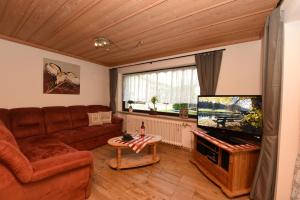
xmin=197 ymin=95 xmax=263 ymax=141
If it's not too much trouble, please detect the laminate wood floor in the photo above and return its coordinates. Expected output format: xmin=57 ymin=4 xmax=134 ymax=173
xmin=88 ymin=143 xmax=250 ymax=200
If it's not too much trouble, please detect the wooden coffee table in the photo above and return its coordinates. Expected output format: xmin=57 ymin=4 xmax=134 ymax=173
xmin=107 ymin=135 xmax=161 ymax=170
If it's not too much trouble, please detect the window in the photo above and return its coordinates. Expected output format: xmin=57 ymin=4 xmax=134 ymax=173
xmin=122 ymin=66 xmax=200 ymax=117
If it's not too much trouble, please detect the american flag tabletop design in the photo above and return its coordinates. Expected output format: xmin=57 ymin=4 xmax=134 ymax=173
xmin=113 ymin=135 xmax=154 ymax=153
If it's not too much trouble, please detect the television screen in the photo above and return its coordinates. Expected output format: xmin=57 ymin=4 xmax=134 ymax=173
xmin=197 ymin=95 xmax=262 ymax=136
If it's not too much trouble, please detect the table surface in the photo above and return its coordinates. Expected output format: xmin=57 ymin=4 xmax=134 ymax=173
xmin=107 ymin=134 xmax=162 ymax=147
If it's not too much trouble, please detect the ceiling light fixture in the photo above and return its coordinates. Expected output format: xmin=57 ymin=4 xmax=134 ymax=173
xmin=94 ymin=37 xmax=111 ymax=49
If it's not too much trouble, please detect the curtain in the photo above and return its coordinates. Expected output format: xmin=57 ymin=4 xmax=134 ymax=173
xmin=109 ymin=68 xmax=118 ymax=113
xmin=123 ymin=67 xmax=199 ymax=104
xmin=250 ymin=7 xmax=283 ymax=200
xmin=195 ymin=50 xmax=223 ymax=95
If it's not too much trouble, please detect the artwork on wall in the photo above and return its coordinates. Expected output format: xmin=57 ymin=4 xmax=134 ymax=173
xmin=43 ymin=58 xmax=80 ymax=94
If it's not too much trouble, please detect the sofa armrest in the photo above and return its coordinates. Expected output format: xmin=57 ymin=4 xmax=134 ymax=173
xmin=0 ymin=141 xmax=33 ymax=183
xmin=30 ymin=151 xmax=93 ymax=182
xmin=112 ymin=116 xmax=123 ymax=124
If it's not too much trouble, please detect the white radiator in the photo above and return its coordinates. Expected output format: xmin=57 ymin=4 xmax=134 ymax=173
xmin=125 ymin=115 xmax=184 ymax=146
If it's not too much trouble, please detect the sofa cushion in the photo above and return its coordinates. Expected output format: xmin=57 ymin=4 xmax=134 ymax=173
xmin=18 ymin=136 xmax=76 ymax=162
xmin=0 ymin=108 xmax=10 ymax=129
xmin=99 ymin=111 xmax=112 ymax=123
xmin=87 ymin=112 xmax=103 ymax=126
xmin=68 ymin=106 xmax=89 ymax=128
xmin=43 ymin=106 xmax=72 ymax=133
xmin=10 ymin=108 xmax=45 ymax=139
xmin=0 ymin=121 xmax=19 ymax=149
xmin=87 ymin=105 xmax=110 ymax=113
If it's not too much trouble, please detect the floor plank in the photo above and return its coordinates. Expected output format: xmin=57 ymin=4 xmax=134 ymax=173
xmin=89 ymin=143 xmax=250 ymax=200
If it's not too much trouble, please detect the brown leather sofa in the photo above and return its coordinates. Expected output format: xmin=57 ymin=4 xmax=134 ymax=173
xmin=0 ymin=105 xmax=123 ymax=200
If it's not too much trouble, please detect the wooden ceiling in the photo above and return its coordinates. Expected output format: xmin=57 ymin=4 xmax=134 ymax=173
xmin=0 ymin=0 xmax=278 ymax=67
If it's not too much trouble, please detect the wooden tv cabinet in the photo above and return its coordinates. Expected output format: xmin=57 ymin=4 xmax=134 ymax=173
xmin=190 ymin=129 xmax=260 ymax=198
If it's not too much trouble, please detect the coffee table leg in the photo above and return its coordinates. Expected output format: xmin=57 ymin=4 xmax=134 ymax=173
xmin=148 ymin=145 xmax=152 ymax=154
xmin=116 ymin=147 xmax=122 ymax=170
xmin=152 ymin=144 xmax=157 ymax=161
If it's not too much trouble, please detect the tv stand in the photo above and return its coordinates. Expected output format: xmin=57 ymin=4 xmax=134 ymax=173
xmin=190 ymin=129 xmax=260 ymax=198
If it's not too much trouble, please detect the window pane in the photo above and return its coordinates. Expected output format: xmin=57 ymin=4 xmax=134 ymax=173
xmin=123 ymin=66 xmax=200 ymax=115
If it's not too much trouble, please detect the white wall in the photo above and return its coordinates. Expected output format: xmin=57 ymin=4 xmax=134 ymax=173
xmin=275 ymin=4 xmax=300 ymax=199
xmin=0 ymin=39 xmax=109 ymax=108
xmin=116 ymin=40 xmax=262 ymax=111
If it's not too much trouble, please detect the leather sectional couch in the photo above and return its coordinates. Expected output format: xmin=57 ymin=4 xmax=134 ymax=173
xmin=0 ymin=105 xmax=123 ymax=200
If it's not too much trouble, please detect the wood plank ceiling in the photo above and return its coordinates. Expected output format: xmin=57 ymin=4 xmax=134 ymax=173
xmin=0 ymin=0 xmax=278 ymax=67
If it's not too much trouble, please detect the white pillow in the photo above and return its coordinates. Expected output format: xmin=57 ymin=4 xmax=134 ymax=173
xmin=88 ymin=112 xmax=103 ymax=126
xmin=100 ymin=111 xmax=112 ymax=123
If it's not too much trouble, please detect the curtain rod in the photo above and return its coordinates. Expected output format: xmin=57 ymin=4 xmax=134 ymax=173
xmin=114 ymin=48 xmax=225 ymax=69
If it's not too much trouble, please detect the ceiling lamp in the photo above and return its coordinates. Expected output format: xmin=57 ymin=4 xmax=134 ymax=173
xmin=94 ymin=37 xmax=111 ymax=49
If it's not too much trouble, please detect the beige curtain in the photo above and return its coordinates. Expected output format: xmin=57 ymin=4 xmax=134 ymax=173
xmin=109 ymin=68 xmax=118 ymax=113
xmin=250 ymin=7 xmax=283 ymax=200
xmin=195 ymin=50 xmax=223 ymax=95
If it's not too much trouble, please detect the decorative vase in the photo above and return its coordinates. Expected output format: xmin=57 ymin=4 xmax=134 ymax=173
xmin=179 ymin=108 xmax=188 ymax=119
xmin=128 ymin=106 xmax=133 ymax=112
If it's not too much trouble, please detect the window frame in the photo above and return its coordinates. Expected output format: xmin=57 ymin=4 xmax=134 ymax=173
xmin=121 ymin=65 xmax=198 ymax=119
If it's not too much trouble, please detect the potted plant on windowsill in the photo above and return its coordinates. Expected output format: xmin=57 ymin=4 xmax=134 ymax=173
xmin=149 ymin=96 xmax=158 ymax=115
xmin=127 ymin=100 xmax=134 ymax=112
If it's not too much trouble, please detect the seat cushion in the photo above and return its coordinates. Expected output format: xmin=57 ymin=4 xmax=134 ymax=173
xmin=18 ymin=136 xmax=76 ymax=162
xmin=68 ymin=106 xmax=89 ymax=128
xmin=52 ymin=124 xmax=121 ymax=145
xmin=80 ymin=123 xmax=121 ymax=136
xmin=52 ymin=128 xmax=103 ymax=145
xmin=77 ymin=124 xmax=119 ymax=135
xmin=43 ymin=106 xmax=72 ymax=133
xmin=0 ymin=121 xmax=19 ymax=149
xmin=10 ymin=108 xmax=45 ymax=139
xmin=101 ymin=123 xmax=122 ymax=133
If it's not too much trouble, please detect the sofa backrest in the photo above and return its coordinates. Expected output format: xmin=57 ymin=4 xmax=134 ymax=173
xmin=0 ymin=105 xmax=112 ymax=136
xmin=68 ymin=106 xmax=89 ymax=128
xmin=87 ymin=105 xmax=110 ymax=113
xmin=10 ymin=108 xmax=45 ymax=139
xmin=43 ymin=106 xmax=72 ymax=133
xmin=0 ymin=121 xmax=19 ymax=148
xmin=0 ymin=109 xmax=10 ymax=130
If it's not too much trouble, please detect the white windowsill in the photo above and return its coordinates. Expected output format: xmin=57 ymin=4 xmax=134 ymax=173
xmin=118 ymin=111 xmax=197 ymax=123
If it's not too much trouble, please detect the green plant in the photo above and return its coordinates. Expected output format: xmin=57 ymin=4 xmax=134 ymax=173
xmin=150 ymin=96 xmax=159 ymax=110
xmin=241 ymin=108 xmax=262 ymax=129
xmin=172 ymin=103 xmax=188 ymax=111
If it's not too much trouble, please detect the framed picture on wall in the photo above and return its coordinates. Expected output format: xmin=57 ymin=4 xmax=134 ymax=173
xmin=43 ymin=58 xmax=80 ymax=94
